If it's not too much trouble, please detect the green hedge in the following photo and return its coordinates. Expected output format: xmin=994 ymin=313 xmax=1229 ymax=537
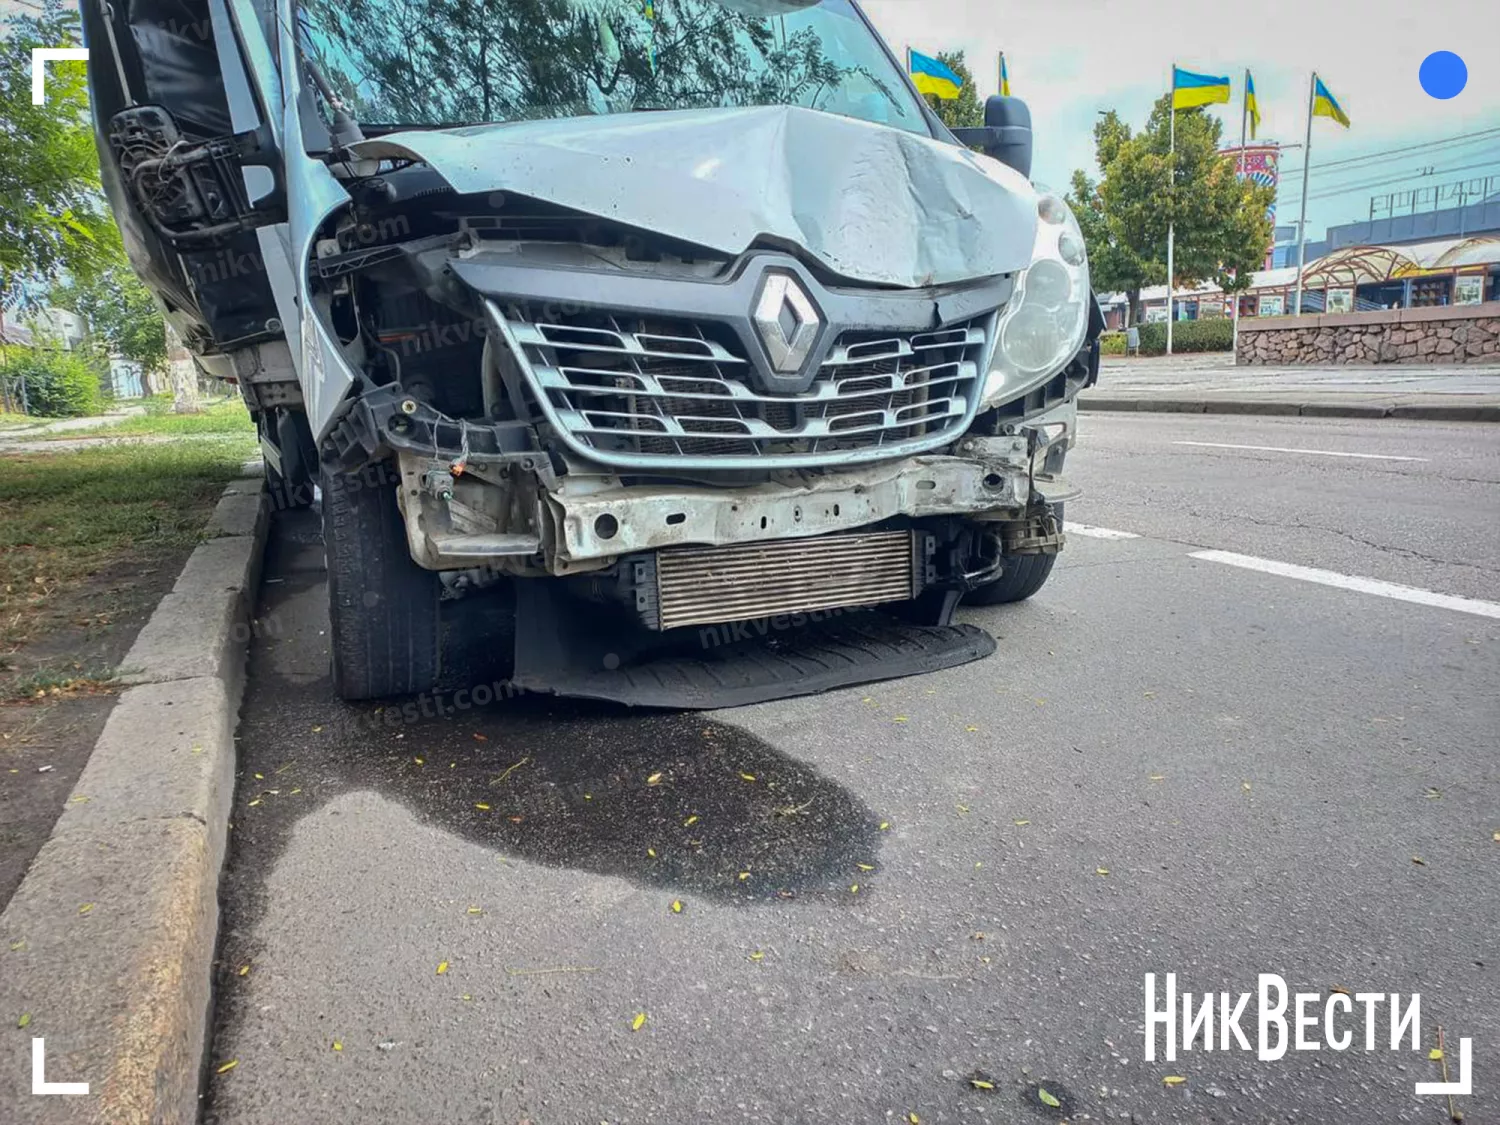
xmin=0 ymin=349 xmax=105 ymax=418
xmin=1100 ymin=331 xmax=1127 ymax=356
xmin=1133 ymin=318 xmax=1234 ymax=356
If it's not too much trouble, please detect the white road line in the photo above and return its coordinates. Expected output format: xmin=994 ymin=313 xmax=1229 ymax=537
xmin=1068 ymin=523 xmax=1141 ymax=540
xmin=1189 ymin=550 xmax=1500 ymax=620
xmin=1171 ymin=441 xmax=1428 ymax=462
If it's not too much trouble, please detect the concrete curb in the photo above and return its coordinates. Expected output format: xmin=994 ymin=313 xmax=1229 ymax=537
xmin=1078 ymin=396 xmax=1500 ymax=422
xmin=0 ymin=477 xmax=269 ymax=1124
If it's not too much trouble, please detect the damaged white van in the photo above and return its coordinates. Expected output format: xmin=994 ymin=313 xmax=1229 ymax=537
xmin=84 ymin=0 xmax=1101 ymax=706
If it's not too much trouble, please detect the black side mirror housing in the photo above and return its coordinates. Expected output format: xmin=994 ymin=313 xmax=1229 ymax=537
xmin=951 ymin=96 xmax=1033 ymax=180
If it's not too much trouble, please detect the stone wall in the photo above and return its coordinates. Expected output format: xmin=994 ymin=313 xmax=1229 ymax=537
xmin=1237 ymin=301 xmax=1500 ymax=365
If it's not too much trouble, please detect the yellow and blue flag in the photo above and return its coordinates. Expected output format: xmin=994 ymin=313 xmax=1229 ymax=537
xmin=1172 ymin=66 xmax=1231 ymax=110
xmin=999 ymin=52 xmax=1011 ymax=97
xmin=1245 ymin=71 xmax=1261 ymax=139
xmin=909 ymin=49 xmax=963 ymax=101
xmin=1312 ymin=75 xmax=1350 ymax=127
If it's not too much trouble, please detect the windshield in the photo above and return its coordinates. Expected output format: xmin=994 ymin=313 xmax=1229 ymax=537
xmin=295 ymin=0 xmax=929 ymax=137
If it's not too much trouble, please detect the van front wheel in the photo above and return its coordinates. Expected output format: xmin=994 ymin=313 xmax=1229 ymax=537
xmin=963 ymin=504 xmax=1063 ymax=606
xmin=322 ymin=462 xmax=441 ymax=700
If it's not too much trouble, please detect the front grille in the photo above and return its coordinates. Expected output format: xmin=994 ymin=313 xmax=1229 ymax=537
xmin=493 ymin=305 xmax=991 ymax=468
xmin=654 ymin=531 xmax=918 ymax=631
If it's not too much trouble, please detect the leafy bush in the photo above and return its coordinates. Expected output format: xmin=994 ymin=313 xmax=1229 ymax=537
xmin=0 ymin=348 xmax=103 ymax=418
xmin=1133 ymin=318 xmax=1234 ymax=356
xmin=1100 ymin=331 xmax=1127 ymax=356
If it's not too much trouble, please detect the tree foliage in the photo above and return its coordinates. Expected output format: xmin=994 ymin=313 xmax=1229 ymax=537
xmin=922 ymin=51 xmax=982 ymax=131
xmin=0 ymin=1 xmax=116 ymax=309
xmin=1066 ymin=97 xmax=1274 ymax=325
xmin=52 ymin=229 xmax=169 ymax=382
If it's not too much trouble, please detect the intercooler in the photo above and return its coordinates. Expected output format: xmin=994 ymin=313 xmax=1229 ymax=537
xmin=650 ymin=531 xmax=922 ymax=631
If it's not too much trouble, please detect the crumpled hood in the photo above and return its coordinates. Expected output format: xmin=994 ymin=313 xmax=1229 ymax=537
xmin=349 ymin=106 xmax=1038 ymax=289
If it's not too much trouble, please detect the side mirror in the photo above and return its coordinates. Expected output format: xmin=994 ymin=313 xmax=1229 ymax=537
xmin=951 ymin=96 xmax=1033 ymax=180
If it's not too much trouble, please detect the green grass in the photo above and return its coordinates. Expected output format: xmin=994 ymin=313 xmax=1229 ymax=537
xmin=0 ymin=411 xmax=38 ymax=431
xmin=49 ymin=398 xmax=257 ymax=439
xmin=0 ymin=440 xmax=255 ymax=645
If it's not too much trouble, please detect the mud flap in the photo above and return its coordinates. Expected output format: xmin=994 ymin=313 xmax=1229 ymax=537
xmin=510 ymin=583 xmax=996 ymax=710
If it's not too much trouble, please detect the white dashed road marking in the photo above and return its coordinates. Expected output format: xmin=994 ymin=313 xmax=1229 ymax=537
xmin=1068 ymin=524 xmax=1141 ymax=540
xmin=1171 ymin=441 xmax=1429 ymax=463
xmin=1189 ymin=550 xmax=1500 ymax=620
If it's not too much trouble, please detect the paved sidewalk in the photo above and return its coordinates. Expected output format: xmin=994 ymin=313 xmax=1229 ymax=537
xmin=1081 ymin=355 xmax=1500 ymax=421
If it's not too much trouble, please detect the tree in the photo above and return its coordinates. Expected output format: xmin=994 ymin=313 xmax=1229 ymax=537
xmin=52 ymin=231 xmax=169 ymax=396
xmin=0 ymin=1 xmax=117 ymax=309
xmin=1066 ymin=98 xmax=1274 ymax=326
xmin=922 ymin=51 xmax=982 ymax=131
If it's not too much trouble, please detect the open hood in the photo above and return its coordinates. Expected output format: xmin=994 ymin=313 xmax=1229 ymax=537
xmin=348 ymin=106 xmax=1038 ymax=289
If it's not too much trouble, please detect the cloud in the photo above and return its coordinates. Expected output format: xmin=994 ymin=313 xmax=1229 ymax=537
xmin=861 ymin=0 xmax=1500 ymax=232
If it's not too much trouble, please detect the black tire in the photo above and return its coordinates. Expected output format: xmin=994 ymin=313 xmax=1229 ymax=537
xmin=322 ymin=462 xmax=441 ymax=700
xmin=963 ymin=504 xmax=1063 ymax=606
xmin=262 ymin=409 xmax=317 ymax=511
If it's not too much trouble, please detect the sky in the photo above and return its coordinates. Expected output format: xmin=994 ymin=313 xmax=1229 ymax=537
xmin=862 ymin=0 xmax=1500 ymax=241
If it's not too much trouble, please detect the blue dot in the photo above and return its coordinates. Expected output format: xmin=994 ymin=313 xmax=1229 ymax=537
xmin=1419 ymin=51 xmax=1468 ymax=99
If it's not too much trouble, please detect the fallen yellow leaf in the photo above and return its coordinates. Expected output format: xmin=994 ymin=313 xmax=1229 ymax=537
xmin=77 ymin=903 xmax=93 ymax=915
xmin=856 ymin=863 xmax=874 ymax=871
xmin=467 ymin=906 xmax=482 ymax=915
xmin=1149 ymin=774 xmax=1165 ymax=782
xmin=254 ymin=773 xmax=264 ymax=780
xmin=474 ymin=803 xmax=490 ymax=811
xmin=18 ymin=1013 xmax=30 ymax=1029
xmin=749 ymin=951 xmax=764 ymax=962
xmin=965 ymin=725 xmax=979 ymax=732
xmin=1429 ymin=1047 xmax=1443 ymax=1060
xmin=1038 ymin=1087 xmax=1061 ymax=1108
xmin=247 ymin=799 xmax=261 ymax=807
xmin=1163 ymin=1075 xmax=1186 ymax=1087
xmin=908 ymin=1114 xmax=920 ymax=1124
xmin=1242 ymin=782 xmax=1252 ymax=791
xmin=683 ymin=815 xmax=699 ymax=827
xmin=414 ymin=757 xmax=424 ymax=765
xmin=216 ymin=1060 xmax=238 ymax=1074
xmin=670 ymin=900 xmax=683 ymax=914
xmin=1013 ymin=819 xmax=1030 ymax=826
xmin=1412 ymin=856 xmax=1427 ymax=866
xmin=1096 ymin=867 xmax=1110 ymax=876
xmin=738 ymin=872 xmax=751 ymax=881
xmin=332 ymin=1040 xmax=342 ymax=1051
xmin=237 ymin=964 xmax=250 ymax=977
xmin=436 ymin=961 xmax=449 ymax=975
xmin=879 ymin=821 xmax=890 ymax=831
xmin=850 ymin=883 xmax=860 ymax=894
xmin=970 ymin=1079 xmax=994 ymax=1090
xmin=312 ymin=726 xmax=323 ymax=733
xmin=646 ymin=772 xmax=663 ymax=785
xmin=739 ymin=773 xmax=756 ymax=782
xmin=646 ymin=848 xmax=657 ymax=858
xmin=631 ymin=1012 xmax=647 ymax=1031
xmin=893 ymin=716 xmax=908 ymax=723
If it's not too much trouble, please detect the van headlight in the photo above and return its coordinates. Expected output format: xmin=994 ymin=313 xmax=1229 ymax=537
xmin=981 ymin=193 xmax=1091 ymax=408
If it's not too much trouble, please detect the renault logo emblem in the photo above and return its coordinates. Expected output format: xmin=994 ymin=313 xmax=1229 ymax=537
xmin=753 ymin=273 xmax=821 ymax=374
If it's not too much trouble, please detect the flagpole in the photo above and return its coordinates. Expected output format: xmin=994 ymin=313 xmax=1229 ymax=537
xmin=1234 ymin=69 xmax=1249 ymax=361
xmin=1292 ymin=72 xmax=1317 ymax=317
xmin=1166 ymin=64 xmax=1176 ymax=356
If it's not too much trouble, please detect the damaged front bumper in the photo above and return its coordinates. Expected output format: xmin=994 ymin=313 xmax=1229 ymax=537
xmin=388 ymin=399 xmax=1078 ymax=577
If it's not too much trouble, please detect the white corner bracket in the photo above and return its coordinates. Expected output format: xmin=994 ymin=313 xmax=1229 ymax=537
xmin=32 ymin=1038 xmax=90 ymax=1096
xmin=31 ymin=48 xmax=90 ymax=105
xmin=1415 ymin=1037 xmax=1473 ymax=1097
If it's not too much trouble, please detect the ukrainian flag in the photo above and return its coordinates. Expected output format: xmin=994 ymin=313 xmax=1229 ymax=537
xmin=1000 ymin=52 xmax=1011 ymax=97
xmin=909 ymin=49 xmax=963 ymax=101
xmin=1245 ymin=71 xmax=1261 ymax=139
xmin=1172 ymin=66 xmax=1231 ymax=110
xmin=1312 ymin=76 xmax=1350 ymax=127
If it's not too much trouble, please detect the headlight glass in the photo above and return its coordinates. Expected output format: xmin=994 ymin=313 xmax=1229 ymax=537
xmin=982 ymin=193 xmax=1092 ymax=409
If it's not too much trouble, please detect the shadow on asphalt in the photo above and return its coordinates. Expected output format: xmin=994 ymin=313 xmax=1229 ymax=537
xmin=225 ymin=508 xmax=882 ymax=908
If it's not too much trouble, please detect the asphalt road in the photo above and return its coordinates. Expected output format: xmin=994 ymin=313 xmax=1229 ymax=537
xmin=203 ymin=413 xmax=1499 ymax=1125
